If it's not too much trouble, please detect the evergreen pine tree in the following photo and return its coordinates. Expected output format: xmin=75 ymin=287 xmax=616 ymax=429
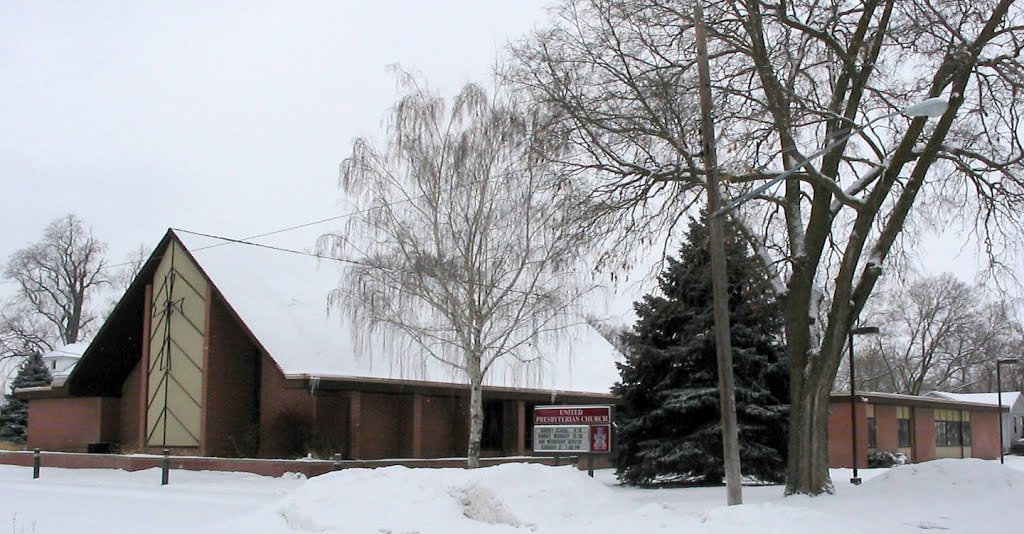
xmin=613 ymin=215 xmax=788 ymax=485
xmin=0 ymin=353 xmax=52 ymax=443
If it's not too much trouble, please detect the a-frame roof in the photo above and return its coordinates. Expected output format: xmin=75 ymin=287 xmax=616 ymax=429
xmin=68 ymin=228 xmax=624 ymax=397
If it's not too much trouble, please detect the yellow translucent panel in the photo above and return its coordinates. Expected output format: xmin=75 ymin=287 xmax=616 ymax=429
xmin=865 ymin=404 xmax=874 ymax=417
xmin=935 ymin=409 xmax=966 ymax=422
xmin=146 ymin=240 xmax=206 ymax=448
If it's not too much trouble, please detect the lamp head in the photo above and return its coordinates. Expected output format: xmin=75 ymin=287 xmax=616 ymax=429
xmin=997 ymin=357 xmax=1021 ymax=365
xmin=903 ymin=97 xmax=949 ymax=118
xmin=851 ymin=326 xmax=880 ymax=335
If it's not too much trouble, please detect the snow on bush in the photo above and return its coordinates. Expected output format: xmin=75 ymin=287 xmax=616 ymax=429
xmin=867 ymin=450 xmax=907 ymax=468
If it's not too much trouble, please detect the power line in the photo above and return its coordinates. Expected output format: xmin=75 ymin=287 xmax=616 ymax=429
xmin=0 ymin=179 xmax=476 ymax=286
xmin=171 ymin=228 xmax=586 ymax=300
xmin=173 ymin=228 xmax=360 ymax=265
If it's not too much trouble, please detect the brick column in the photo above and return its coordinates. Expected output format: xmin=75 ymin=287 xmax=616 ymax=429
xmin=138 ymin=283 xmax=153 ymax=449
xmin=875 ymin=405 xmax=898 ymax=452
xmin=456 ymin=396 xmax=469 ymax=456
xmin=516 ymin=400 xmax=527 ymax=455
xmin=348 ymin=391 xmax=362 ymax=459
xmin=913 ymin=407 xmax=936 ymax=463
xmin=411 ymin=393 xmax=424 ymax=457
xmin=199 ymin=285 xmax=213 ymax=456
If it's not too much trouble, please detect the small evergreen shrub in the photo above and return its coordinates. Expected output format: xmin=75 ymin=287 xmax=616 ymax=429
xmin=0 ymin=353 xmax=52 ymax=443
xmin=867 ymin=450 xmax=908 ymax=468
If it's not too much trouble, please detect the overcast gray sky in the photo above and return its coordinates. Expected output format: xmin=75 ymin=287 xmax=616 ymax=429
xmin=0 ymin=0 xmax=550 ymax=267
xmin=0 ymin=0 xmax=1007 ymax=322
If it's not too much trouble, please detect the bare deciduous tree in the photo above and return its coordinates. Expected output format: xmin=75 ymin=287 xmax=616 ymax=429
xmin=112 ymin=244 xmax=150 ymax=294
xmin=835 ymin=274 xmax=1022 ymax=395
xmin=512 ymin=0 xmax=1024 ymax=495
xmin=317 ymin=78 xmax=594 ymax=468
xmin=104 ymin=244 xmax=151 ymax=316
xmin=0 ymin=303 xmax=52 ymax=358
xmin=2 ymin=214 xmax=110 ymax=353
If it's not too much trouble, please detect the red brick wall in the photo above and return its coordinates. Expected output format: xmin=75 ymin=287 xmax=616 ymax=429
xmin=335 ymin=391 xmax=466 ymax=460
xmin=913 ymin=407 xmax=936 ymax=462
xmin=202 ymin=296 xmax=259 ymax=457
xmin=119 ymin=361 xmax=143 ymax=451
xmin=875 ymin=405 xmax=898 ymax=452
xmin=312 ymin=393 xmax=349 ymax=457
xmin=356 ymin=392 xmax=407 ymax=459
xmin=420 ymin=394 xmax=463 ymax=458
xmin=27 ymin=397 xmax=120 ymax=451
xmin=828 ymin=401 xmax=867 ymax=468
xmin=259 ymin=353 xmax=313 ymax=458
xmin=970 ymin=411 xmax=1000 ymax=459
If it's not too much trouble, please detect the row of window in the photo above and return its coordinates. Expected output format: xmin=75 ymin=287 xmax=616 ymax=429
xmin=865 ymin=407 xmax=969 ymax=449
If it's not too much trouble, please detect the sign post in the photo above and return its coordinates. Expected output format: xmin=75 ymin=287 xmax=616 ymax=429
xmin=532 ymin=405 xmax=612 ymax=477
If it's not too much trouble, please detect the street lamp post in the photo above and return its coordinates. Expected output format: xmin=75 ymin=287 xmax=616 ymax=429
xmin=848 ymin=326 xmax=879 ymax=485
xmin=996 ymin=356 xmax=1021 ymax=464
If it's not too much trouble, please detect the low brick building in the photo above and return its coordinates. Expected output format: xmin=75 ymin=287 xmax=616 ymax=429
xmin=828 ymin=392 xmax=1005 ymax=467
xmin=19 ymin=229 xmax=622 ymax=459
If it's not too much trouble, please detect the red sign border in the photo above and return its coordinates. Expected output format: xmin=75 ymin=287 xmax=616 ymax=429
xmin=532 ymin=404 xmax=614 ymax=454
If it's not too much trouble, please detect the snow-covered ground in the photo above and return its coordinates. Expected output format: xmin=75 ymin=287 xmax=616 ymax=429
xmin=1 ymin=457 xmax=1022 ymax=533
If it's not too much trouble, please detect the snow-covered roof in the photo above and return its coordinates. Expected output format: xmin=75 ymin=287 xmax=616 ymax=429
xmin=173 ymin=230 xmax=623 ymax=395
xmin=42 ymin=341 xmax=89 ymax=383
xmin=41 ymin=341 xmax=89 ymax=361
xmin=927 ymin=391 xmax=1022 ymax=410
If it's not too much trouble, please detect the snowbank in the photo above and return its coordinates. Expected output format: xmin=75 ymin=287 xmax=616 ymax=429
xmin=222 ymin=460 xmax=1024 ymax=534
xmin=868 ymin=457 xmax=1024 ymax=492
xmin=258 ymin=464 xmax=636 ymax=533
xmin=3 ymin=458 xmax=1023 ymax=533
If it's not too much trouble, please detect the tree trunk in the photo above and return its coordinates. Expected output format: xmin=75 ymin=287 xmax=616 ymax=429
xmin=784 ymin=371 xmax=835 ymax=495
xmin=467 ymin=358 xmax=484 ymax=469
xmin=66 ymin=296 xmax=82 ymax=345
xmin=783 ymin=258 xmax=843 ymax=496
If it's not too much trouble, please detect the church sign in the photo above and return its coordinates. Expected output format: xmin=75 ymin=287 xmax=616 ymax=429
xmin=532 ymin=405 xmax=612 ymax=453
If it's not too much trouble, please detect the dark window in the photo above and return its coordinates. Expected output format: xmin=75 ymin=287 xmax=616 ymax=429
xmin=936 ymin=421 xmax=968 ymax=447
xmin=524 ymin=402 xmax=539 ymax=449
xmin=867 ymin=417 xmax=877 ymax=448
xmin=947 ymin=422 xmax=961 ymax=446
xmin=480 ymin=400 xmax=505 ymax=450
xmin=898 ymin=419 xmax=912 ymax=448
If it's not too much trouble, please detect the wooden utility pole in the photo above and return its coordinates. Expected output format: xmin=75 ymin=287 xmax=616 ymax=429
xmin=694 ymin=0 xmax=743 ymax=505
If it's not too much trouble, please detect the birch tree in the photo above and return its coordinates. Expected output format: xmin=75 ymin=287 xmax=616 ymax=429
xmin=318 ymin=78 xmax=593 ymax=468
xmin=512 ymin=0 xmax=1024 ymax=494
xmin=2 ymin=214 xmax=109 ymax=355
